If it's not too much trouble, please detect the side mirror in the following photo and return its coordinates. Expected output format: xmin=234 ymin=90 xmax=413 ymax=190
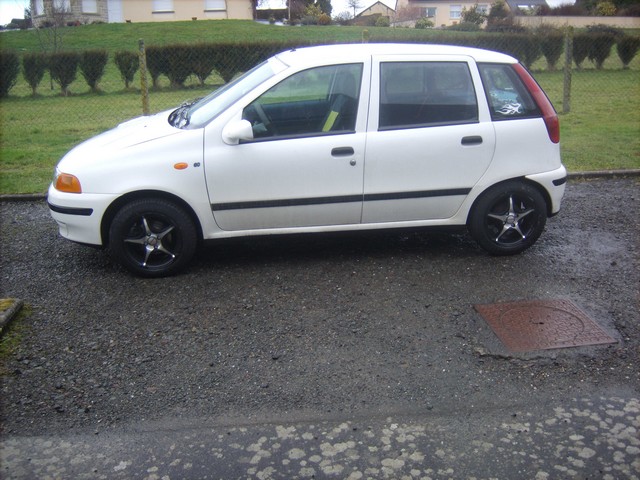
xmin=222 ymin=119 xmax=254 ymax=145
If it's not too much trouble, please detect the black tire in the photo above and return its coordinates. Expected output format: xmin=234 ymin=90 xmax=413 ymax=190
xmin=109 ymin=198 xmax=197 ymax=277
xmin=468 ymin=181 xmax=547 ymax=255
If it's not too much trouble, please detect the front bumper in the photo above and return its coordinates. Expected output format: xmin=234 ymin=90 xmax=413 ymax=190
xmin=47 ymin=184 xmax=119 ymax=246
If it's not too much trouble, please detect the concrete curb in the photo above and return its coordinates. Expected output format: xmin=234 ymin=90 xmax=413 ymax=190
xmin=0 ymin=298 xmax=24 ymax=337
xmin=0 ymin=170 xmax=638 ymax=203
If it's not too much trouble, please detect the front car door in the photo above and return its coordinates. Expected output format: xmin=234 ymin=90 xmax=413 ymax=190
xmin=363 ymin=55 xmax=496 ymax=223
xmin=204 ymin=62 xmax=369 ymax=231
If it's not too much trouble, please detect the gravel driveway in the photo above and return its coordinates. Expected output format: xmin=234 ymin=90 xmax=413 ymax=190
xmin=1 ymin=177 xmax=638 ymax=445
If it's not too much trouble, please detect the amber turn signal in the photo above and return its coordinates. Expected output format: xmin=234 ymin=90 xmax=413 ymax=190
xmin=55 ymin=173 xmax=82 ymax=193
xmin=174 ymin=162 xmax=189 ymax=170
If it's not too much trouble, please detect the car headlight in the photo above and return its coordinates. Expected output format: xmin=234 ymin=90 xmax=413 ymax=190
xmin=54 ymin=170 xmax=82 ymax=193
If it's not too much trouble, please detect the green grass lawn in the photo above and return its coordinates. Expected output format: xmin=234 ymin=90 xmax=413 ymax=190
xmin=1 ymin=20 xmax=639 ymax=194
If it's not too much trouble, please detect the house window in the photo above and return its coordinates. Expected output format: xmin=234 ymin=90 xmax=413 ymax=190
xmin=53 ymin=0 xmax=71 ymax=10
xmin=82 ymin=0 xmax=98 ymax=13
xmin=152 ymin=0 xmax=174 ymax=12
xmin=422 ymin=7 xmax=436 ymax=17
xmin=205 ymin=0 xmax=226 ymax=10
xmin=476 ymin=4 xmax=489 ymax=14
xmin=450 ymin=5 xmax=462 ymax=18
xmin=34 ymin=0 xmax=44 ymax=15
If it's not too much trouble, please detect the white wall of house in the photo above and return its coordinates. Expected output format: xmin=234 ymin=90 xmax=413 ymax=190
xmin=396 ymin=0 xmax=489 ymax=27
xmin=31 ymin=0 xmax=254 ymax=25
xmin=121 ymin=0 xmax=253 ymax=22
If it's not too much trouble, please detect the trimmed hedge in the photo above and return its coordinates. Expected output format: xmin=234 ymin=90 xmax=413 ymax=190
xmin=0 ymin=51 xmax=20 ymax=97
xmin=23 ymin=52 xmax=47 ymax=96
xmin=617 ymin=36 xmax=640 ymax=69
xmin=80 ymin=49 xmax=109 ymax=92
xmin=2 ymin=33 xmax=638 ymax=98
xmin=114 ymin=51 xmax=139 ymax=89
xmin=49 ymin=51 xmax=79 ymax=96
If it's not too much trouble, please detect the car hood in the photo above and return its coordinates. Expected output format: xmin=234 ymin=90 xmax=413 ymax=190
xmin=62 ymin=110 xmax=182 ymax=163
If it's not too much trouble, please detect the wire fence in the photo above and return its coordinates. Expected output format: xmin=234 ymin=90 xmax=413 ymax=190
xmin=1 ymin=30 xmax=639 ymax=184
xmin=1 ymin=30 xmax=639 ymax=120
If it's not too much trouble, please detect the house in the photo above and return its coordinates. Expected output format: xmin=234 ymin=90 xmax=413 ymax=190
xmin=30 ymin=0 xmax=254 ymax=27
xmin=357 ymin=0 xmax=397 ymax=18
xmin=395 ymin=0 xmax=491 ymax=27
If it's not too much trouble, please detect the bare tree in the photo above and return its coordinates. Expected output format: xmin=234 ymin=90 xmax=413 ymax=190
xmin=347 ymin=0 xmax=363 ymax=18
xmin=33 ymin=0 xmax=72 ymax=54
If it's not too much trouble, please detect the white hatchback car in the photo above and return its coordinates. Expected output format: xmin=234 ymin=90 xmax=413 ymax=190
xmin=48 ymin=43 xmax=566 ymax=277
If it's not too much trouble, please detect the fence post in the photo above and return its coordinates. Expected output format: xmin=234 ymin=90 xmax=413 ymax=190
xmin=138 ymin=39 xmax=150 ymax=116
xmin=562 ymin=26 xmax=573 ymax=114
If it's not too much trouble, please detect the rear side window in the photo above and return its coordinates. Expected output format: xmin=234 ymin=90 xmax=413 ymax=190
xmin=478 ymin=63 xmax=541 ymax=120
xmin=379 ymin=61 xmax=478 ymax=130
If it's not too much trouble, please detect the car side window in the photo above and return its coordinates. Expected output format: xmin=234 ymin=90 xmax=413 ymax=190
xmin=243 ymin=63 xmax=363 ymax=140
xmin=477 ymin=63 xmax=541 ymax=120
xmin=379 ymin=61 xmax=478 ymax=130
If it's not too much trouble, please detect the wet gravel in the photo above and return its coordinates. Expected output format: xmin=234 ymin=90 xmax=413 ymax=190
xmin=1 ymin=177 xmax=638 ymax=437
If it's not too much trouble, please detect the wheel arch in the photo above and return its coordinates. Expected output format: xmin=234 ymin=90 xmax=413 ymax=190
xmin=466 ymin=177 xmax=553 ymax=226
xmin=100 ymin=190 xmax=204 ymax=247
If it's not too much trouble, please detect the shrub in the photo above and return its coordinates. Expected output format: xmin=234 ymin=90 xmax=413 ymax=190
xmin=375 ymin=16 xmax=390 ymax=27
xmin=79 ymin=49 xmax=108 ymax=92
xmin=494 ymin=33 xmax=540 ymax=68
xmin=0 ymin=51 xmax=20 ymax=97
xmin=572 ymin=33 xmax=591 ymax=69
xmin=318 ymin=13 xmax=332 ymax=25
xmin=165 ymin=45 xmax=193 ymax=88
xmin=48 ymin=51 xmax=80 ymax=96
xmin=114 ymin=50 xmax=139 ymax=89
xmin=145 ymin=46 xmax=169 ymax=88
xmin=538 ymin=28 xmax=564 ymax=70
xmin=22 ymin=52 xmax=47 ymax=96
xmin=586 ymin=24 xmax=623 ymax=38
xmin=190 ymin=43 xmax=218 ymax=86
xmin=447 ymin=22 xmax=481 ymax=31
xmin=461 ymin=4 xmax=486 ymax=25
xmin=616 ymin=35 xmax=640 ymax=69
xmin=415 ymin=17 xmax=434 ymax=29
xmin=588 ymin=33 xmax=616 ymax=69
xmin=595 ymin=1 xmax=616 ymax=16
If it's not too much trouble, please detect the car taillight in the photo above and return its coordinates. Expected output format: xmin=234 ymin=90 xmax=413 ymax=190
xmin=513 ymin=64 xmax=560 ymax=144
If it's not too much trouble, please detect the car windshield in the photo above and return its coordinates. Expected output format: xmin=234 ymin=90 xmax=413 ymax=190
xmin=174 ymin=57 xmax=287 ymax=129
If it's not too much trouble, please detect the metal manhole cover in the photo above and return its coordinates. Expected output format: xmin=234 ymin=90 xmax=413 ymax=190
xmin=474 ymin=299 xmax=617 ymax=353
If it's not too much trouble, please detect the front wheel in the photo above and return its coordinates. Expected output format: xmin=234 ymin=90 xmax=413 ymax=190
xmin=109 ymin=198 xmax=197 ymax=277
xmin=468 ymin=181 xmax=547 ymax=255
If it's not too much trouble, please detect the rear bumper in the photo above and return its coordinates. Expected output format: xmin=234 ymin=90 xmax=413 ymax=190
xmin=526 ymin=165 xmax=568 ymax=215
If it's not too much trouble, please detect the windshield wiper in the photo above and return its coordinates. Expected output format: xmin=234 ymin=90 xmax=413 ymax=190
xmin=169 ymin=98 xmax=201 ymax=129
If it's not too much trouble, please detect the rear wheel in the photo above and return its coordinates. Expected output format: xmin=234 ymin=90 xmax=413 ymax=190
xmin=469 ymin=181 xmax=547 ymax=255
xmin=109 ymin=198 xmax=197 ymax=277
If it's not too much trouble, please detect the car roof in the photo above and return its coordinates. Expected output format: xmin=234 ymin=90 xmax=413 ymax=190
xmin=275 ymin=43 xmax=518 ymax=67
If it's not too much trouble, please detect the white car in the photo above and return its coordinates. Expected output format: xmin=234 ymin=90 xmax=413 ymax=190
xmin=48 ymin=43 xmax=566 ymax=277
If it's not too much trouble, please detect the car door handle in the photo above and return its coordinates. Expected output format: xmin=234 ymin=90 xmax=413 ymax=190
xmin=331 ymin=147 xmax=354 ymax=157
xmin=461 ymin=136 xmax=483 ymax=146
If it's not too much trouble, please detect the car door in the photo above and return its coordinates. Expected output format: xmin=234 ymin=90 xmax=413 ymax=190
xmin=362 ymin=55 xmax=496 ymax=223
xmin=204 ymin=62 xmax=368 ymax=231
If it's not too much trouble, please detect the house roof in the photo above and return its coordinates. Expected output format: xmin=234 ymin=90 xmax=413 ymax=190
xmin=359 ymin=0 xmax=397 ymax=13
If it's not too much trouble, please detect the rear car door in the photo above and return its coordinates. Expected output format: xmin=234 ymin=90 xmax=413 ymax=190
xmin=363 ymin=55 xmax=496 ymax=223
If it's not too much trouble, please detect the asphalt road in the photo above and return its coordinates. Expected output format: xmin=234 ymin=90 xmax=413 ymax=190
xmin=1 ymin=177 xmax=639 ymax=479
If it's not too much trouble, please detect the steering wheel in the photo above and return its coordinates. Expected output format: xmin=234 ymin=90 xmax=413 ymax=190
xmin=252 ymin=103 xmax=277 ymax=136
